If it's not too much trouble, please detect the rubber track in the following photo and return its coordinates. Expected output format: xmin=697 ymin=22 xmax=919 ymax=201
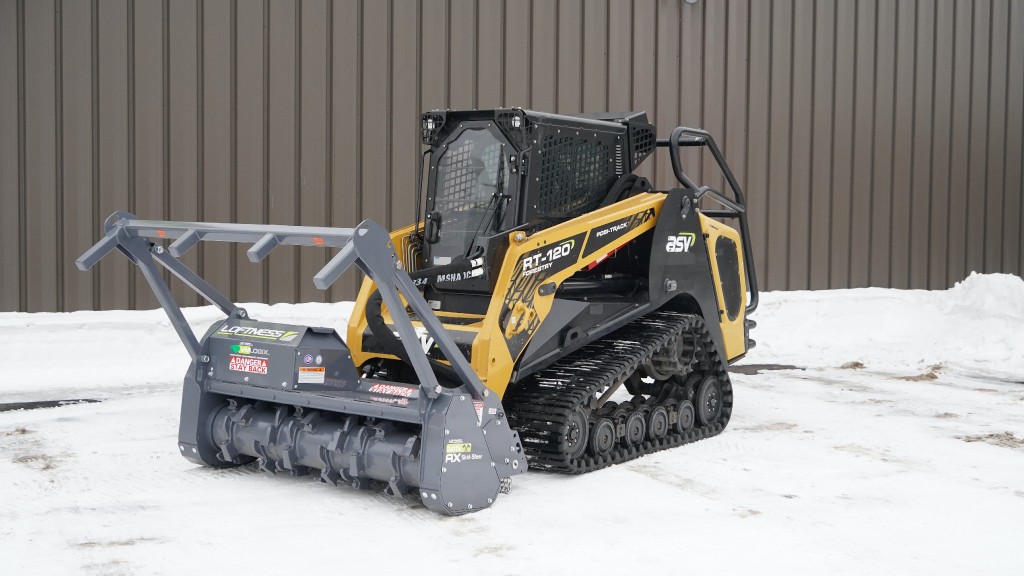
xmin=504 ymin=311 xmax=732 ymax=474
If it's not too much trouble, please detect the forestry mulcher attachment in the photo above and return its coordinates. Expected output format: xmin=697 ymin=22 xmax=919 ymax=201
xmin=78 ymin=109 xmax=758 ymax=515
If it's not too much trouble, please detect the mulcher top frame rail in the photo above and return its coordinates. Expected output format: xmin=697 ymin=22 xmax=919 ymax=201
xmin=75 ymin=210 xmax=489 ymax=406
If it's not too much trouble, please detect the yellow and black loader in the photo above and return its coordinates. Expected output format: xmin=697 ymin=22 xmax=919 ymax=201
xmin=78 ymin=108 xmax=758 ymax=514
xmin=349 ymin=109 xmax=758 ymax=473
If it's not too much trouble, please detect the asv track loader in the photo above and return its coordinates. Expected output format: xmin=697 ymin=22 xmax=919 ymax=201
xmin=78 ymin=109 xmax=758 ymax=515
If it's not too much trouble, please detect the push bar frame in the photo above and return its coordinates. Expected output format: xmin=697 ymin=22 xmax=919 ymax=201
xmin=76 ymin=211 xmax=489 ymax=401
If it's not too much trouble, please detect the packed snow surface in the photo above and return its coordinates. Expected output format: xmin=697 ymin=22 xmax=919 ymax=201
xmin=1 ymin=273 xmax=1022 ymax=575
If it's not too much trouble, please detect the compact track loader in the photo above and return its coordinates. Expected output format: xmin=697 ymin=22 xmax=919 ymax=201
xmin=78 ymin=109 xmax=757 ymax=515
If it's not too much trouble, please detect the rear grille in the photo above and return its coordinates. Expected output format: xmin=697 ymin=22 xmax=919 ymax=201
xmin=537 ymin=134 xmax=611 ymax=217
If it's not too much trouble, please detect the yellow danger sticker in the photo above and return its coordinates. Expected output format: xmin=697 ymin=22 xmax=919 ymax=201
xmin=445 ymin=443 xmax=473 ymax=454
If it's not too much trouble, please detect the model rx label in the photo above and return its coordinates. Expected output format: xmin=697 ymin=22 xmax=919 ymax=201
xmin=217 ymin=325 xmax=300 ymax=342
xmin=228 ymin=355 xmax=268 ymax=375
xmin=444 ymin=440 xmax=482 ymax=463
xmin=666 ymin=232 xmax=696 ymax=253
xmin=445 ymin=452 xmax=483 ymax=463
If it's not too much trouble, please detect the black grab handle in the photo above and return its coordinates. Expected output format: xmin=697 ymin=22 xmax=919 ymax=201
xmin=656 ymin=128 xmax=759 ymax=315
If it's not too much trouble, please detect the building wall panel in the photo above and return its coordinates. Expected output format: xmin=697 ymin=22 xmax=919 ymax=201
xmin=3 ymin=0 xmax=1022 ymax=312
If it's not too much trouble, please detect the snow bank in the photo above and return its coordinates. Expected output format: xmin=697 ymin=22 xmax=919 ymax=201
xmin=748 ymin=273 xmax=1024 ymax=379
xmin=0 ymin=273 xmax=1021 ymax=398
xmin=0 ymin=301 xmax=354 ymax=400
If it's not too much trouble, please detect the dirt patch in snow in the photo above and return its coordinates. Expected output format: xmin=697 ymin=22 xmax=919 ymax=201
xmin=840 ymin=361 xmax=865 ymax=370
xmin=734 ymin=507 xmax=762 ymax=518
xmin=896 ymin=364 xmax=945 ymax=382
xmin=744 ymin=422 xmax=798 ymax=432
xmin=898 ymin=372 xmax=938 ymax=382
xmin=82 ymin=560 xmax=131 ymax=576
xmin=73 ymin=537 xmax=161 ymax=549
xmin=4 ymin=426 xmax=63 ymax=472
xmin=473 ymin=544 xmax=516 ymax=557
xmin=958 ymin=431 xmax=1024 ymax=449
xmin=730 ymin=364 xmax=803 ymax=375
xmin=12 ymin=453 xmax=58 ymax=471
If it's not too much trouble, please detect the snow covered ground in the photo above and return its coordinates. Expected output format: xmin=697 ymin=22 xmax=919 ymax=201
xmin=1 ymin=273 xmax=1022 ymax=575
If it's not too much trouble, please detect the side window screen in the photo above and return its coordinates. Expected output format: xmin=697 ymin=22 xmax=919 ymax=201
xmin=430 ymin=129 xmax=508 ymax=263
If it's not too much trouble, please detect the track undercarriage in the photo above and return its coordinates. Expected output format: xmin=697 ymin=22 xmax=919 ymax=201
xmin=505 ymin=311 xmax=732 ymax=474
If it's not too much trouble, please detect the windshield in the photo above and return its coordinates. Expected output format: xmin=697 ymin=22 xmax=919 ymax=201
xmin=430 ymin=128 xmax=509 ymax=263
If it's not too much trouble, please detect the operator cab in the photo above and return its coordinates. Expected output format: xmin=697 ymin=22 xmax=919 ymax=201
xmin=417 ymin=108 xmax=656 ymax=304
xmin=423 ymin=124 xmax=515 ymax=289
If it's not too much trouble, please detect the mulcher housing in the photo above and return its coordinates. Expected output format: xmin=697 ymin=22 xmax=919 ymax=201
xmin=76 ymin=215 xmax=526 ymax=515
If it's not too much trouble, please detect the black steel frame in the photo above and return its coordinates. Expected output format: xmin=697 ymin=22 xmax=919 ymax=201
xmin=657 ymin=128 xmax=759 ymax=314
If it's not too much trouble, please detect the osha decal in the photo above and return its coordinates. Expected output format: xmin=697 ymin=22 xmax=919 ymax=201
xmin=228 ymin=355 xmax=268 ymax=375
xmin=666 ymin=232 xmax=696 ymax=253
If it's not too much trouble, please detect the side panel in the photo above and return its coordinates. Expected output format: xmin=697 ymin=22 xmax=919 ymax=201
xmin=698 ymin=213 xmax=749 ymax=361
xmin=475 ymin=194 xmax=664 ymax=397
xmin=646 ymin=189 xmax=730 ymax=362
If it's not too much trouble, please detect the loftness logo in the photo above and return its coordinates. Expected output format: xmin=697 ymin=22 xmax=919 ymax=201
xmin=216 ymin=325 xmax=300 ymax=342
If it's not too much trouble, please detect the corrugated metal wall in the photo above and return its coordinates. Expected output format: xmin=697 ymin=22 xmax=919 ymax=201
xmin=2 ymin=0 xmax=1022 ymax=312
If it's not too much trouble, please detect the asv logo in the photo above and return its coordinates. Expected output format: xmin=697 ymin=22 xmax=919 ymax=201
xmin=666 ymin=232 xmax=696 ymax=253
xmin=418 ymin=333 xmax=435 ymax=354
xmin=413 ymin=327 xmax=435 ymax=354
xmin=391 ymin=327 xmax=435 ymax=354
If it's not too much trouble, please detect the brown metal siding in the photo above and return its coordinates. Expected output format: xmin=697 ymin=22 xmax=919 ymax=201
xmin=2 ymin=0 xmax=1022 ymax=312
xmin=1 ymin=0 xmax=22 ymax=311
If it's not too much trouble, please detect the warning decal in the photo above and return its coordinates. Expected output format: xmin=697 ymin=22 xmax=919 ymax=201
xmin=228 ymin=355 xmax=268 ymax=375
xmin=298 ymin=367 xmax=326 ymax=384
